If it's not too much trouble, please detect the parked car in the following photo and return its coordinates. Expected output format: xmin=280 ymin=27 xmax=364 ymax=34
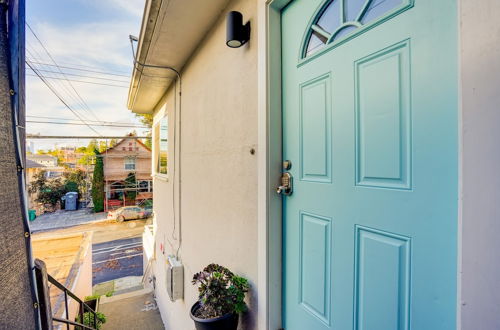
xmin=107 ymin=206 xmax=150 ymax=222
xmin=139 ymin=208 xmax=153 ymax=218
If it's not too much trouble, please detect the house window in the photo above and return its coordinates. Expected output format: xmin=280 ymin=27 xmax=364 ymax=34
xmin=124 ymin=157 xmax=136 ymax=170
xmin=303 ymin=0 xmax=409 ymax=58
xmin=154 ymin=115 xmax=168 ymax=175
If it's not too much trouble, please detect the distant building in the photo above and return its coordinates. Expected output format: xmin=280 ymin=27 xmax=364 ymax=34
xmin=26 ymin=159 xmax=45 ymax=212
xmin=59 ymin=146 xmax=83 ymax=168
xmin=27 ymin=154 xmax=58 ymax=167
xmin=102 ymin=137 xmax=152 ymax=210
xmin=25 ymin=157 xmax=66 ymax=214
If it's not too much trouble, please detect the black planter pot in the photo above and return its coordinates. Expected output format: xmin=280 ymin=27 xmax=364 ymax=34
xmin=190 ymin=301 xmax=239 ymax=330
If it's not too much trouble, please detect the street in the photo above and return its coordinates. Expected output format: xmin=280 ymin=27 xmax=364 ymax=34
xmin=92 ymin=236 xmax=143 ymax=285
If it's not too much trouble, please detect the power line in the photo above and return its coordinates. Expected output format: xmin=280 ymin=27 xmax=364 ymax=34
xmin=26 ymin=60 xmax=131 ymax=77
xmin=27 ymin=115 xmax=148 ymax=126
xmin=26 ymin=22 xmax=103 ymax=123
xmin=26 ymin=49 xmax=95 ymax=123
xmin=27 ymin=135 xmax=151 ymax=139
xmin=26 ymin=61 xmax=103 ymax=136
xmin=26 ymin=73 xmax=129 ymax=88
xmin=34 ymin=59 xmax=131 ymax=75
xmin=27 ymin=120 xmax=149 ymax=128
xmin=27 ymin=67 xmax=129 ymax=83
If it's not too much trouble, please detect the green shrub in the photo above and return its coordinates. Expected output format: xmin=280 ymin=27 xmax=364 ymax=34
xmin=75 ymin=312 xmax=106 ymax=330
xmin=91 ymin=149 xmax=104 ymax=212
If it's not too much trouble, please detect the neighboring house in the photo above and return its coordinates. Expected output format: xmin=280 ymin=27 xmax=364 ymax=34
xmin=28 ymin=154 xmax=65 ymax=179
xmin=27 ymin=154 xmax=58 ymax=167
xmin=60 ymin=146 xmax=77 ymax=168
xmin=26 ymin=158 xmax=45 ymax=211
xmin=26 ymin=157 xmax=66 ymax=214
xmin=128 ymin=1 xmax=500 ymax=330
xmin=102 ymin=137 xmax=152 ymax=210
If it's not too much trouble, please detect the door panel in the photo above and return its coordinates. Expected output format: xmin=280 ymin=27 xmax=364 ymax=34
xmin=355 ymin=41 xmax=411 ymax=189
xmin=281 ymin=0 xmax=458 ymax=329
xmin=300 ymin=74 xmax=332 ymax=183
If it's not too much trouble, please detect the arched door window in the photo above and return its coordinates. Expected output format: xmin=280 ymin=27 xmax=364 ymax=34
xmin=304 ymin=0 xmax=412 ymax=58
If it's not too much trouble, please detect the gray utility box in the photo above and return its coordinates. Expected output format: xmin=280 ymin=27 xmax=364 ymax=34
xmin=64 ymin=192 xmax=78 ymax=211
xmin=166 ymin=256 xmax=184 ymax=301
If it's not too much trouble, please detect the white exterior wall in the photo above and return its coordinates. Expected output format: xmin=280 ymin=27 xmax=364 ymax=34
xmin=150 ymin=0 xmax=258 ymax=329
xmin=459 ymin=1 xmax=500 ymax=329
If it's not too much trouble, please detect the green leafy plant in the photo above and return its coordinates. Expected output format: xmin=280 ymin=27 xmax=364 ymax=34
xmin=75 ymin=311 xmax=106 ymax=330
xmin=91 ymin=148 xmax=104 ymax=212
xmin=192 ymin=264 xmax=250 ymax=319
xmin=83 ymin=294 xmax=100 ymax=302
xmin=29 ymin=171 xmax=67 ymax=208
xmin=125 ymin=172 xmax=137 ymax=201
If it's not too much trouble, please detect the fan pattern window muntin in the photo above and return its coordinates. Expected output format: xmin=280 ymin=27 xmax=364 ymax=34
xmin=304 ymin=0 xmax=410 ymax=58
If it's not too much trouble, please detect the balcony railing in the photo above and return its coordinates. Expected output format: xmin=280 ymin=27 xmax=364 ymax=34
xmin=34 ymin=259 xmax=98 ymax=330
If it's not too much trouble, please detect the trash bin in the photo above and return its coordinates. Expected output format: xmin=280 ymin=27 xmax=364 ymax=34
xmin=64 ymin=192 xmax=78 ymax=211
xmin=28 ymin=209 xmax=36 ymax=221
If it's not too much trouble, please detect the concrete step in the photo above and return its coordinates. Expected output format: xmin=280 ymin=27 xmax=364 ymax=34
xmin=98 ymin=289 xmax=164 ymax=330
xmin=99 ymin=287 xmax=152 ymax=304
xmin=93 ymin=275 xmax=144 ymax=298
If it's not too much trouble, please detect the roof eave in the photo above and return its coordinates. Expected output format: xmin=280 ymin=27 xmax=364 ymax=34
xmin=127 ymin=0 xmax=161 ymax=114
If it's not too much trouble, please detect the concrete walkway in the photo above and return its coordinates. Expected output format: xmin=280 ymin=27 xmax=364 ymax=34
xmin=29 ymin=208 xmax=108 ymax=232
xmin=99 ymin=289 xmax=164 ymax=330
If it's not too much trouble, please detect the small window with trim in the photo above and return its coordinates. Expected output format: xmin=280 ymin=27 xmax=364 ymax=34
xmin=124 ymin=157 xmax=136 ymax=170
xmin=154 ymin=115 xmax=168 ymax=175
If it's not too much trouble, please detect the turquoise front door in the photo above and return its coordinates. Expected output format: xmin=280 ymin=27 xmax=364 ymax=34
xmin=281 ymin=0 xmax=458 ymax=329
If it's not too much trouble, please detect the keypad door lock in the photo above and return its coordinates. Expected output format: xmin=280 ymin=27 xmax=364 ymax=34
xmin=277 ymin=172 xmax=293 ymax=196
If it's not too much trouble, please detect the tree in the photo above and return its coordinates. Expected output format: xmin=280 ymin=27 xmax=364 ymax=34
xmin=64 ymin=168 xmax=86 ymax=195
xmin=65 ymin=181 xmax=78 ymax=192
xmin=29 ymin=171 xmax=67 ymax=208
xmin=125 ymin=172 xmax=137 ymax=201
xmin=109 ymin=139 xmax=118 ymax=148
xmin=136 ymin=113 xmax=153 ymax=148
xmin=91 ymin=149 xmax=105 ymax=212
xmin=136 ymin=113 xmax=153 ymax=127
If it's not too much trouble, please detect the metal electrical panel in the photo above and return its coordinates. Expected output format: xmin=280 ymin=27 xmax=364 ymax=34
xmin=166 ymin=256 xmax=184 ymax=301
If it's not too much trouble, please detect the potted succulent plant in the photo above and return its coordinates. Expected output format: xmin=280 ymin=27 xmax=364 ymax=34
xmin=190 ymin=264 xmax=250 ymax=330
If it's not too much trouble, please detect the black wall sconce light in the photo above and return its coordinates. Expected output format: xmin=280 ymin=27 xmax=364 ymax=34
xmin=226 ymin=11 xmax=250 ymax=48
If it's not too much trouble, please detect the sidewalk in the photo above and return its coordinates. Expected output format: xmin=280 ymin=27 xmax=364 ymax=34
xmin=29 ymin=208 xmax=108 ymax=232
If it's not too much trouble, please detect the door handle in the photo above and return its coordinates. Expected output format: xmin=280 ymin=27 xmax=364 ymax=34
xmin=276 ymin=172 xmax=293 ymax=196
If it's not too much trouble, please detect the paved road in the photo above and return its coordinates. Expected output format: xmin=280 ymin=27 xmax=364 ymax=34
xmin=92 ymin=237 xmax=143 ymax=285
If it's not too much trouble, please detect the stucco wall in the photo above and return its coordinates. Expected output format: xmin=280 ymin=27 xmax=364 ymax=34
xmin=151 ymin=0 xmax=258 ymax=329
xmin=459 ymin=1 xmax=500 ymax=329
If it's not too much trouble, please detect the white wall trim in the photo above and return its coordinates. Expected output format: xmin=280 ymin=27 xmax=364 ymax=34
xmin=257 ymin=0 xmax=292 ymax=329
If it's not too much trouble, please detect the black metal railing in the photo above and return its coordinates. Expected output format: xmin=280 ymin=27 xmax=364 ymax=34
xmin=34 ymin=259 xmax=98 ymax=330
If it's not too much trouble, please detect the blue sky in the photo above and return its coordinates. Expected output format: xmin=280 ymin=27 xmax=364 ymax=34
xmin=26 ymin=0 xmax=145 ymax=151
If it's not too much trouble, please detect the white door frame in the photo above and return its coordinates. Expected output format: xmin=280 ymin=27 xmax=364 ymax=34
xmin=257 ymin=0 xmax=292 ymax=329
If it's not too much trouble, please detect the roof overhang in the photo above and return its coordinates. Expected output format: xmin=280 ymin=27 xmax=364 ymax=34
xmin=127 ymin=0 xmax=231 ymax=114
